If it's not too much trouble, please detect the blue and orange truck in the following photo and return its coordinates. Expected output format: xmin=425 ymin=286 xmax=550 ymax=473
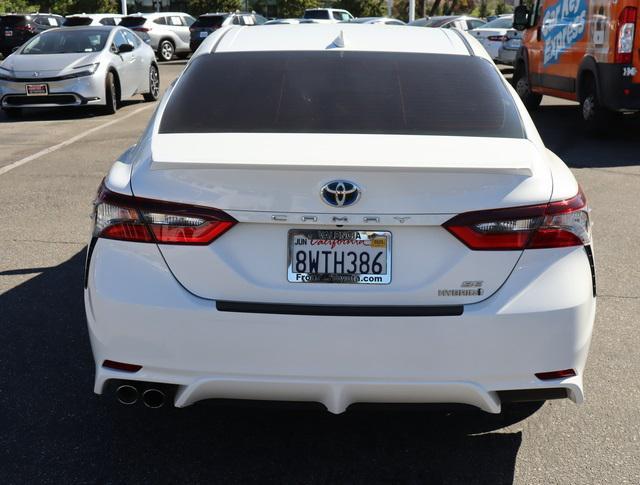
xmin=512 ymin=0 xmax=640 ymax=130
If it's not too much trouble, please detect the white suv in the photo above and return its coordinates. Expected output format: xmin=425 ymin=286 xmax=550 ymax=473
xmin=120 ymin=12 xmax=195 ymax=61
xmin=303 ymin=8 xmax=354 ymax=23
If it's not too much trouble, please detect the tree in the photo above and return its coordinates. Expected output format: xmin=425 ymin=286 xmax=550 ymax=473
xmin=187 ymin=0 xmax=243 ymax=16
xmin=495 ymin=0 xmax=507 ymax=15
xmin=277 ymin=0 xmax=318 ymax=18
xmin=0 ymin=0 xmax=36 ymax=13
xmin=335 ymin=0 xmax=386 ymax=17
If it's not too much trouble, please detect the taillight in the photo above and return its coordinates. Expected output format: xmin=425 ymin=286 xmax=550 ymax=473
xmin=615 ymin=6 xmax=637 ymax=64
xmin=15 ymin=25 xmax=35 ymax=32
xmin=487 ymin=35 xmax=507 ymax=42
xmin=443 ymin=190 xmax=591 ymax=250
xmin=133 ymin=27 xmax=151 ymax=32
xmin=93 ymin=185 xmax=236 ymax=245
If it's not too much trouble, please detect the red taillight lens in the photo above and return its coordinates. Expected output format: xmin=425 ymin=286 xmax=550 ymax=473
xmin=133 ymin=27 xmax=151 ymax=32
xmin=535 ymin=369 xmax=576 ymax=380
xmin=102 ymin=360 xmax=142 ymax=372
xmin=488 ymin=35 xmax=507 ymax=42
xmin=15 ymin=25 xmax=35 ymax=32
xmin=615 ymin=7 xmax=637 ymax=63
xmin=93 ymin=185 xmax=236 ymax=245
xmin=443 ymin=190 xmax=591 ymax=250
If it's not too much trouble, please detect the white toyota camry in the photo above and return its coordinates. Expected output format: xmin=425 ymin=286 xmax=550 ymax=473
xmin=85 ymin=24 xmax=596 ymax=413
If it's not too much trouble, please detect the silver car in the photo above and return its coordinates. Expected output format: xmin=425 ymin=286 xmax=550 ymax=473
xmin=120 ymin=13 xmax=195 ymax=62
xmin=0 ymin=26 xmax=159 ymax=116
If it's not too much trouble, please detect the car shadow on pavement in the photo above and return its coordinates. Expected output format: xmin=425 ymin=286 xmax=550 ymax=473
xmin=0 ymin=99 xmax=147 ymax=123
xmin=531 ymin=105 xmax=640 ymax=168
xmin=1 ymin=249 xmax=535 ymax=484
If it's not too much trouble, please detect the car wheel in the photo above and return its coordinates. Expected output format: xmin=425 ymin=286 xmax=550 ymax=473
xmin=158 ymin=40 xmax=174 ymax=62
xmin=2 ymin=107 xmax=22 ymax=118
xmin=143 ymin=64 xmax=160 ymax=102
xmin=580 ymin=76 xmax=614 ymax=134
xmin=103 ymin=72 xmax=118 ymax=115
xmin=513 ymin=64 xmax=542 ymax=110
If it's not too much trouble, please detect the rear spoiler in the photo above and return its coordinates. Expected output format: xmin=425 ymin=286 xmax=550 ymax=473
xmin=150 ymin=133 xmax=535 ymax=176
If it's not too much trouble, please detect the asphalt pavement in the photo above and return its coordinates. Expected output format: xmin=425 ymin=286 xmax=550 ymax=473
xmin=0 ymin=62 xmax=639 ymax=484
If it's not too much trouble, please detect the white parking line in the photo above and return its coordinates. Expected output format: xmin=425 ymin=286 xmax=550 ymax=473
xmin=0 ymin=104 xmax=153 ymax=177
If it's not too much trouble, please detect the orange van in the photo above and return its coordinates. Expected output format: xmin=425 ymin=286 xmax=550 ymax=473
xmin=512 ymin=0 xmax=640 ymax=129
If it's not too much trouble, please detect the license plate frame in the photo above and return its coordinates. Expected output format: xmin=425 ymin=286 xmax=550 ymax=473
xmin=26 ymin=83 xmax=49 ymax=96
xmin=287 ymin=229 xmax=392 ymax=285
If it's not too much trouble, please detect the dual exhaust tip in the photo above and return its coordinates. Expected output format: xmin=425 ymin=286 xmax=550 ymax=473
xmin=116 ymin=384 xmax=166 ymax=408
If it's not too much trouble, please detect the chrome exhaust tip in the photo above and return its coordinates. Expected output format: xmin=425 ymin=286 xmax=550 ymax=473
xmin=142 ymin=388 xmax=166 ymax=409
xmin=116 ymin=384 xmax=139 ymax=405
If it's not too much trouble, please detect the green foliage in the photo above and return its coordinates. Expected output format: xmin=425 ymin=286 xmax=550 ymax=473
xmin=392 ymin=0 xmax=409 ymax=21
xmin=277 ymin=0 xmax=318 ymax=18
xmin=0 ymin=0 xmax=38 ymax=13
xmin=335 ymin=0 xmax=386 ymax=18
xmin=494 ymin=0 xmax=506 ymax=15
xmin=187 ymin=0 xmax=243 ymax=17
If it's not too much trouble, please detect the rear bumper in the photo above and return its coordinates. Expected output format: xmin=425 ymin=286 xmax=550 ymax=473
xmin=496 ymin=47 xmax=518 ymax=66
xmin=0 ymin=75 xmax=105 ymax=108
xmin=85 ymin=239 xmax=596 ymax=413
xmin=596 ymin=63 xmax=640 ymax=111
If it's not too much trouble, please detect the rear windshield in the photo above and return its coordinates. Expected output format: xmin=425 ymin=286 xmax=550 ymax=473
xmin=160 ymin=51 xmax=524 ymax=138
xmin=304 ymin=11 xmax=330 ymax=19
xmin=193 ymin=15 xmax=225 ymax=28
xmin=22 ymin=29 xmax=109 ymax=54
xmin=119 ymin=16 xmax=146 ymax=27
xmin=2 ymin=15 xmax=28 ymax=27
xmin=63 ymin=17 xmax=93 ymax=26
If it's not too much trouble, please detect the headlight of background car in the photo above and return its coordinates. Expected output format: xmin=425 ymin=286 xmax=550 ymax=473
xmin=69 ymin=63 xmax=100 ymax=78
xmin=0 ymin=65 xmax=15 ymax=81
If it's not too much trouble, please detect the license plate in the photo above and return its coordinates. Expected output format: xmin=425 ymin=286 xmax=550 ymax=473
xmin=199 ymin=31 xmax=208 ymax=38
xmin=26 ymin=84 xmax=48 ymax=96
xmin=288 ymin=230 xmax=391 ymax=284
xmin=5 ymin=30 xmax=13 ymax=37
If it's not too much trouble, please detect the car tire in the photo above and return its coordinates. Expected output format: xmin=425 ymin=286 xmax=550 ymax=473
xmin=513 ymin=64 xmax=542 ymax=110
xmin=580 ymin=76 xmax=614 ymax=134
xmin=143 ymin=64 xmax=160 ymax=102
xmin=103 ymin=72 xmax=118 ymax=115
xmin=2 ymin=107 xmax=22 ymax=118
xmin=158 ymin=40 xmax=174 ymax=62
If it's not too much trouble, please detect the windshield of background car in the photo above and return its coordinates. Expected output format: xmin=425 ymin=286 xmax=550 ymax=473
xmin=160 ymin=51 xmax=524 ymax=138
xmin=21 ymin=29 xmax=109 ymax=54
xmin=482 ymin=17 xmax=513 ymax=28
xmin=119 ymin=17 xmax=146 ymax=27
xmin=304 ymin=11 xmax=331 ymax=19
xmin=193 ymin=16 xmax=225 ymax=28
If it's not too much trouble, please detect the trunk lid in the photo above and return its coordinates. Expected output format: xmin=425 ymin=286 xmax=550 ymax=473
xmin=130 ymin=133 xmax=551 ymax=306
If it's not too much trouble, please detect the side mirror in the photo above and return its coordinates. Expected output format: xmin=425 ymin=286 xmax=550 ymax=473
xmin=513 ymin=5 xmax=530 ymax=31
xmin=117 ymin=43 xmax=134 ymax=54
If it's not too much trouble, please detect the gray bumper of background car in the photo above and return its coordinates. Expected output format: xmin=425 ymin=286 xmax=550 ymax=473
xmin=496 ymin=47 xmax=518 ymax=66
xmin=0 ymin=74 xmax=105 ymax=108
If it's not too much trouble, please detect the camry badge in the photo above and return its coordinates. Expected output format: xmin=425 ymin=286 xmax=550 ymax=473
xmin=321 ymin=180 xmax=360 ymax=207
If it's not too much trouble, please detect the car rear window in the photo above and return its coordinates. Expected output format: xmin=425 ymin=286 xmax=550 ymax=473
xmin=160 ymin=51 xmax=524 ymax=138
xmin=304 ymin=11 xmax=330 ymax=19
xmin=119 ymin=16 xmax=146 ymax=27
xmin=63 ymin=17 xmax=93 ymax=26
xmin=2 ymin=15 xmax=28 ymax=27
xmin=193 ymin=16 xmax=225 ymax=28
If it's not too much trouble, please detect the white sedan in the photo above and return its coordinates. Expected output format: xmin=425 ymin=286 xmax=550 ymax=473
xmin=85 ymin=24 xmax=595 ymax=413
xmin=469 ymin=14 xmax=514 ymax=60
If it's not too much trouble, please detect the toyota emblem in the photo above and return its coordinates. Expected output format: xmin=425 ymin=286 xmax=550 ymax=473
xmin=320 ymin=180 xmax=360 ymax=207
